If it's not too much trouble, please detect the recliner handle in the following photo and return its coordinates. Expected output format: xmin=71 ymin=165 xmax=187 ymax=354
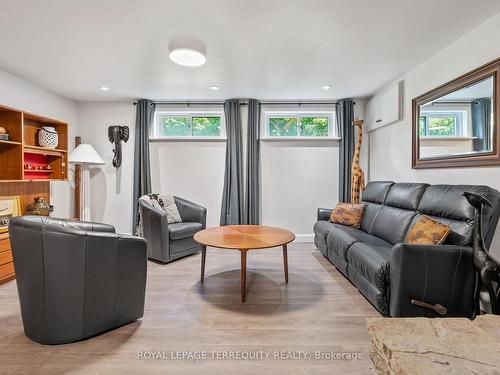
xmin=411 ymin=299 xmax=448 ymax=315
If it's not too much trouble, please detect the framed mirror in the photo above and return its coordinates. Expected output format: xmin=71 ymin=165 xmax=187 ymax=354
xmin=412 ymin=58 xmax=500 ymax=168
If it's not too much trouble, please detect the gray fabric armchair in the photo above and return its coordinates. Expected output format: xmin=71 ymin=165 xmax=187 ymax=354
xmin=138 ymin=196 xmax=207 ymax=263
xmin=9 ymin=216 xmax=147 ymax=345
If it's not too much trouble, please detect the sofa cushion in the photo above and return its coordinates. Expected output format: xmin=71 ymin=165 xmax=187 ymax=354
xmin=385 ymin=183 xmax=429 ymax=210
xmin=418 ymin=185 xmax=484 ymax=222
xmin=327 ymin=224 xmax=392 ymax=262
xmin=347 ymin=242 xmax=392 ymax=292
xmin=347 ymin=264 xmax=389 ymax=315
xmin=168 ymin=222 xmax=203 ymax=240
xmin=361 ymin=181 xmax=394 ymax=204
xmin=360 ymin=203 xmax=383 ymax=234
xmin=371 ymin=206 xmax=417 ymax=245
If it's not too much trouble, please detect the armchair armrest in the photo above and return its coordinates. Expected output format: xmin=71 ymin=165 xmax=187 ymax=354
xmin=70 ymin=220 xmax=116 ymax=233
xmin=175 ymin=197 xmax=207 ymax=227
xmin=390 ymin=243 xmax=475 ymax=318
xmin=83 ymin=231 xmax=147 ymax=324
xmin=317 ymin=208 xmax=333 ymax=221
xmin=138 ymin=199 xmax=170 ymax=262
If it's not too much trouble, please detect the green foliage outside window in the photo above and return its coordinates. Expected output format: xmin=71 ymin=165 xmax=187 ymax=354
xmin=419 ymin=116 xmax=426 ymax=136
xmin=420 ymin=115 xmax=457 ymax=136
xmin=161 ymin=117 xmax=189 ymax=136
xmin=268 ymin=118 xmax=298 ymax=136
xmin=268 ymin=116 xmax=329 ymax=137
xmin=300 ymin=117 xmax=329 ymax=136
xmin=160 ymin=116 xmax=221 ymax=137
xmin=428 ymin=117 xmax=456 ymax=136
xmin=192 ymin=117 xmax=221 ymax=136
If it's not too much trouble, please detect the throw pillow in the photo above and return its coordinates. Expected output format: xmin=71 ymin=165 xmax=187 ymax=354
xmin=330 ymin=203 xmax=366 ymax=228
xmin=156 ymin=194 xmax=182 ymax=224
xmin=405 ymin=215 xmax=451 ymax=245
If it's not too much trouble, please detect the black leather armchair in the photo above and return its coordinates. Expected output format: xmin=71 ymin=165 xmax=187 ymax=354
xmin=138 ymin=196 xmax=206 ymax=263
xmin=9 ymin=216 xmax=147 ymax=345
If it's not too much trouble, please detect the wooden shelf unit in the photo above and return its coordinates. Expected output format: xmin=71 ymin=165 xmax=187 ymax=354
xmin=0 ymin=104 xmax=68 ymax=182
xmin=0 ymin=181 xmax=51 ymax=285
xmin=0 ymin=233 xmax=14 ymax=285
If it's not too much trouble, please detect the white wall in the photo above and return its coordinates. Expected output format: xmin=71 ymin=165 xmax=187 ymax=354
xmin=78 ymin=102 xmax=350 ymax=240
xmin=77 ymin=102 xmax=136 ymax=233
xmin=77 ymin=102 xmax=227 ymax=234
xmin=367 ymin=12 xmax=500 ymax=253
xmin=150 ymin=141 xmax=226 ymax=228
xmin=261 ymin=141 xmax=338 ymax=241
xmin=0 ymin=69 xmax=78 ymax=218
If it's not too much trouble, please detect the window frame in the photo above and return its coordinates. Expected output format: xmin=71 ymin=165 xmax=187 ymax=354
xmin=262 ymin=111 xmax=338 ymax=140
xmin=419 ymin=110 xmax=466 ymax=138
xmin=151 ymin=111 xmax=226 ymax=140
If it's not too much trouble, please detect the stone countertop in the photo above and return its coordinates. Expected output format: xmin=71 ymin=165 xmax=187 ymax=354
xmin=367 ymin=315 xmax=500 ymax=374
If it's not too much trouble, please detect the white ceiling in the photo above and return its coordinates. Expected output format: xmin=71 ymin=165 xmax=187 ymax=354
xmin=0 ymin=0 xmax=499 ymax=102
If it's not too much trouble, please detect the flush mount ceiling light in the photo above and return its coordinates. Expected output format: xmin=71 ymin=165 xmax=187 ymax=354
xmin=99 ymin=86 xmax=109 ymax=91
xmin=321 ymin=84 xmax=331 ymax=90
xmin=209 ymin=85 xmax=220 ymax=90
xmin=169 ymin=48 xmax=206 ymax=67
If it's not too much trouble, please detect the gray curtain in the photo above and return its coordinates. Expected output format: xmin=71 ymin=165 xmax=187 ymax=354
xmin=337 ymin=99 xmax=355 ymax=203
xmin=220 ymin=99 xmax=244 ymax=225
xmin=133 ymin=99 xmax=156 ymax=232
xmin=245 ymin=99 xmax=261 ymax=224
xmin=471 ymin=98 xmax=492 ymax=152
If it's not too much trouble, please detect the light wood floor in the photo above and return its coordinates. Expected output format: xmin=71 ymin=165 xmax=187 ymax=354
xmin=0 ymin=243 xmax=379 ymax=374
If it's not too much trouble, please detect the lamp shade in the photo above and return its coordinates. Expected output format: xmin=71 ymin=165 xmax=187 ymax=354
xmin=69 ymin=144 xmax=105 ymax=165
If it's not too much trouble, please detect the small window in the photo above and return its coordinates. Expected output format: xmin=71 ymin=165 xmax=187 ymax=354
xmin=152 ymin=112 xmax=225 ymax=139
xmin=420 ymin=112 xmax=465 ymax=137
xmin=264 ymin=112 xmax=336 ymax=139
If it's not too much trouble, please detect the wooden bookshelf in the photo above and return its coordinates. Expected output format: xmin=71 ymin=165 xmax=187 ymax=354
xmin=0 ymin=104 xmax=68 ymax=182
xmin=0 ymin=180 xmax=51 ymax=285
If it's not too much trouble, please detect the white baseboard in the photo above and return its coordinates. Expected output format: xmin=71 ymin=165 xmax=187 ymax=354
xmin=294 ymin=233 xmax=314 ymax=243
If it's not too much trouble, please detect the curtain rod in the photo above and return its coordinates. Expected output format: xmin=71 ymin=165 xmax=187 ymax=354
xmin=133 ymin=100 xmax=347 ymax=106
xmin=431 ymin=101 xmax=479 ymax=105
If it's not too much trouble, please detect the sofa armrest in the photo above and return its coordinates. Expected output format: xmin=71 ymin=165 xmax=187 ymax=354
xmin=317 ymin=208 xmax=333 ymax=221
xmin=390 ymin=243 xmax=475 ymax=318
xmin=175 ymin=197 xmax=207 ymax=228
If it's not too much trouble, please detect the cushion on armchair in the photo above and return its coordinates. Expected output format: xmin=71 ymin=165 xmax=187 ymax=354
xmin=142 ymin=194 xmax=182 ymax=223
xmin=168 ymin=222 xmax=204 ymax=240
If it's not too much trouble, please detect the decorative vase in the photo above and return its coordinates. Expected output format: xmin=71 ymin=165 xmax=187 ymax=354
xmin=38 ymin=126 xmax=58 ymax=149
xmin=29 ymin=197 xmax=50 ymax=216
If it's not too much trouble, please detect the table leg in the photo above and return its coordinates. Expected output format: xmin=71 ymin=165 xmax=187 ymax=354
xmin=240 ymin=250 xmax=247 ymax=303
xmin=200 ymin=245 xmax=206 ymax=283
xmin=283 ymin=244 xmax=289 ymax=283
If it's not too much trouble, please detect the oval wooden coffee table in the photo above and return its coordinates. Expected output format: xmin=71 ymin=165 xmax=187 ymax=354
xmin=193 ymin=225 xmax=295 ymax=302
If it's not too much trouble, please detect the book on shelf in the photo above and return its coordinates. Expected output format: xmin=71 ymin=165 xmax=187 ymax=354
xmin=0 ymin=134 xmax=10 ymax=141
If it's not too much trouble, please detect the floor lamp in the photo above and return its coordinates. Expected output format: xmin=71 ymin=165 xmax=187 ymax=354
xmin=69 ymin=143 xmax=105 ymax=221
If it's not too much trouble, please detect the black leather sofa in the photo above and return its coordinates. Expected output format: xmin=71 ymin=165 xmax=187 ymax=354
xmin=9 ymin=217 xmax=147 ymax=344
xmin=314 ymin=181 xmax=500 ymax=318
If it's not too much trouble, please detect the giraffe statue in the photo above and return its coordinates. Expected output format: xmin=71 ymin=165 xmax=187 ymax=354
xmin=351 ymin=119 xmax=365 ymax=204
